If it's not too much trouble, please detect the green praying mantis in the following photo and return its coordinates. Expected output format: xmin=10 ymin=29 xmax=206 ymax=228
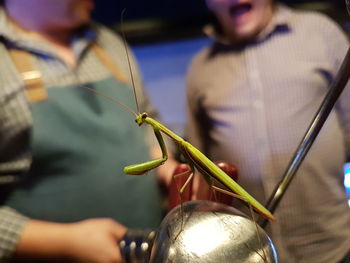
xmin=84 ymin=46 xmax=274 ymax=223
xmin=83 ymin=16 xmax=274 ymax=221
xmin=123 ymin=112 xmax=275 ymax=221
xmin=86 ymin=86 xmax=275 ymax=221
xmin=118 ymin=28 xmax=274 ymax=221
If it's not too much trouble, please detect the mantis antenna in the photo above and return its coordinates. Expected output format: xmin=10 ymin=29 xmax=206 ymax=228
xmin=120 ymin=8 xmax=141 ymax=114
xmin=80 ymin=86 xmax=137 ymax=117
xmin=79 ymin=10 xmax=141 ymax=117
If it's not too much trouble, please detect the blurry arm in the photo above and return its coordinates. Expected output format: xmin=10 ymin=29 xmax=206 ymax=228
xmin=0 ymin=207 xmax=127 ymax=263
xmin=0 ymin=207 xmax=29 ymax=262
xmin=14 ymin=218 xmax=127 ymax=263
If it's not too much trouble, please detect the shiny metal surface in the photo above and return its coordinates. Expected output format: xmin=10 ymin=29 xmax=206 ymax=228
xmin=119 ymin=229 xmax=156 ymax=263
xmin=150 ymin=201 xmax=278 ymax=263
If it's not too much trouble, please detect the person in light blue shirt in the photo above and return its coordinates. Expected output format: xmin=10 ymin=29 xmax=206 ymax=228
xmin=187 ymin=0 xmax=350 ymax=262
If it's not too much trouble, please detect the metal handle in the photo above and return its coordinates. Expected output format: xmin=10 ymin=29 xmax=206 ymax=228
xmin=119 ymin=229 xmax=156 ymax=263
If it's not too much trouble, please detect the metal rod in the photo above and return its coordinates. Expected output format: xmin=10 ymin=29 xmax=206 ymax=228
xmin=260 ymin=46 xmax=350 ymax=228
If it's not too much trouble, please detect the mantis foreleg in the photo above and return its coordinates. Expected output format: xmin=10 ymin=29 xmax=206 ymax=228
xmin=124 ymin=125 xmax=168 ymax=175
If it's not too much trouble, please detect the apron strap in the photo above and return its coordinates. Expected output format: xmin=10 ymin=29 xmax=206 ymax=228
xmin=9 ymin=49 xmax=47 ymax=103
xmin=9 ymin=43 xmax=129 ymax=103
xmin=92 ymin=44 xmax=128 ymax=83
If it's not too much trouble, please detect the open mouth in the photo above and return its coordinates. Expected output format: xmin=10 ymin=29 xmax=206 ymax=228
xmin=229 ymin=3 xmax=253 ymax=19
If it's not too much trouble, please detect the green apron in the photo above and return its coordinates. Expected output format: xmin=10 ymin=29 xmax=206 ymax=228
xmin=5 ymin=47 xmax=163 ymax=229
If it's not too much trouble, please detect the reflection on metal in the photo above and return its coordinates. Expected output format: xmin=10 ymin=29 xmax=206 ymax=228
xmin=119 ymin=229 xmax=156 ymax=263
xmin=150 ymin=201 xmax=278 ymax=263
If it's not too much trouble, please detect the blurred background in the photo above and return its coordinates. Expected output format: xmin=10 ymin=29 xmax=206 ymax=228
xmin=92 ymin=0 xmax=349 ymax=42
xmin=91 ymin=0 xmax=350 ymax=202
xmin=91 ymin=0 xmax=349 ymax=134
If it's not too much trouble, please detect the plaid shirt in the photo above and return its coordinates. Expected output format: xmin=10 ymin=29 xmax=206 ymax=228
xmin=0 ymin=8 xmax=157 ymax=261
xmin=187 ymin=4 xmax=350 ymax=263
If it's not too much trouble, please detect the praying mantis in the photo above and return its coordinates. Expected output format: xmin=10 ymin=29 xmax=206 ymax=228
xmin=123 ymin=112 xmax=275 ymax=221
xmin=86 ymin=85 xmax=274 ymax=221
xmin=84 ymin=46 xmax=274 ymax=223
xmin=84 ymin=68 xmax=274 ymax=221
xmin=83 ymin=19 xmax=274 ymax=221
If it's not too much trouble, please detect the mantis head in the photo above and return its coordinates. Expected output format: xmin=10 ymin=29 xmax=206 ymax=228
xmin=135 ymin=112 xmax=148 ymax=126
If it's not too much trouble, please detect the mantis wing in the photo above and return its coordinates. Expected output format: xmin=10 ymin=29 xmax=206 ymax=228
xmin=182 ymin=141 xmax=275 ymax=221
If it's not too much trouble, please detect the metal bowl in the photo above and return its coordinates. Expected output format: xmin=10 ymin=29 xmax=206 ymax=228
xmin=150 ymin=200 xmax=278 ymax=263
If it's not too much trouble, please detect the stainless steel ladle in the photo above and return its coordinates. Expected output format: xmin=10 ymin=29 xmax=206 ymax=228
xmin=149 ymin=200 xmax=277 ymax=263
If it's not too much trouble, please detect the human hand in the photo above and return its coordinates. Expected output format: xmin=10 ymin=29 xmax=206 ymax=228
xmin=191 ymin=171 xmax=211 ymax=200
xmin=192 ymin=161 xmax=238 ymax=204
xmin=169 ymin=161 xmax=238 ymax=208
xmin=15 ymin=218 xmax=127 ymax=263
xmin=65 ymin=218 xmax=127 ymax=263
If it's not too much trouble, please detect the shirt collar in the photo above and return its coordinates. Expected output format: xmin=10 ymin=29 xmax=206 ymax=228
xmin=204 ymin=4 xmax=293 ymax=45
xmin=0 ymin=7 xmax=97 ymax=59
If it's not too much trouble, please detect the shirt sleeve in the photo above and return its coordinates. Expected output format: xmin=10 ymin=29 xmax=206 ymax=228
xmin=0 ymin=38 xmax=33 ymax=263
xmin=0 ymin=43 xmax=32 ymax=178
xmin=0 ymin=207 xmax=29 ymax=263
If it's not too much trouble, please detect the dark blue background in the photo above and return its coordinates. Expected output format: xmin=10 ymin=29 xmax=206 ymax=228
xmin=92 ymin=0 xmax=345 ymax=26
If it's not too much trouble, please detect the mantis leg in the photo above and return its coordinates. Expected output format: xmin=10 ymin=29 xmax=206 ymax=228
xmin=170 ymin=163 xmax=195 ymax=240
xmin=177 ymin=169 xmax=194 ymax=194
xmin=124 ymin=125 xmax=168 ymax=175
xmin=171 ymin=163 xmax=195 ymax=204
xmin=211 ymin=185 xmax=244 ymax=201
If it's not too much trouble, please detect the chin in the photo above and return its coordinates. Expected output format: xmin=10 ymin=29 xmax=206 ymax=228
xmin=229 ymin=24 xmax=260 ymax=42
